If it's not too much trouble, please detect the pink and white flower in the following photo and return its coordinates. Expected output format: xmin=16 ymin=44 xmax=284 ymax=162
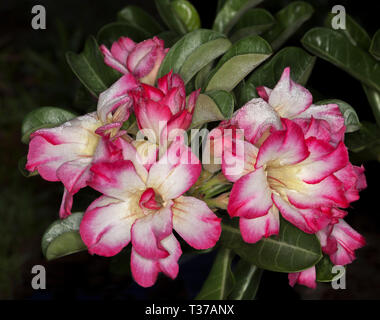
xmin=26 ymin=73 xmax=141 ymax=217
xmin=130 ymin=71 xmax=200 ymax=157
xmin=79 ymin=139 xmax=221 ymax=287
xmin=96 ymin=73 xmax=140 ymax=138
xmin=26 ymin=113 xmax=103 ymax=218
xmin=100 ymin=36 xmax=168 ymax=86
xmin=214 ymin=105 xmax=365 ymax=243
xmin=317 ymin=219 xmax=366 ymax=266
xmin=288 ymin=218 xmax=365 ymax=289
xmin=257 ymin=67 xmax=346 ymax=146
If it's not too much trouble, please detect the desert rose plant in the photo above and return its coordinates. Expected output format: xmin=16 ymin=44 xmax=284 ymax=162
xmin=20 ymin=0 xmax=380 ymax=298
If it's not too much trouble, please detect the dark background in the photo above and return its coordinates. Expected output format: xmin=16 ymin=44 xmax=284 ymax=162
xmin=0 ymin=0 xmax=379 ymax=300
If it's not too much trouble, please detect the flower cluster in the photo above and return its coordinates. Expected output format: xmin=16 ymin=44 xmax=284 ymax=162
xmin=210 ymin=67 xmax=366 ymax=288
xmin=26 ymin=35 xmax=366 ymax=290
xmin=26 ymin=36 xmax=220 ymax=287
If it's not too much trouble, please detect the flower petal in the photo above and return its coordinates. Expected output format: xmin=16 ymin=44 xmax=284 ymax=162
xmin=222 ymin=98 xmax=282 ymax=145
xmin=80 ymin=196 xmax=141 ymax=257
xmin=222 ymin=140 xmax=258 ymax=182
xmin=268 ymin=67 xmax=312 ymax=118
xmin=296 ymin=103 xmax=345 ymax=144
xmin=131 ymin=203 xmax=173 ymax=259
xmin=286 ymin=175 xmax=348 ymax=209
xmin=288 ymin=266 xmax=316 ymax=289
xmin=130 ymin=247 xmax=160 ymax=288
xmin=97 ymin=74 xmax=139 ymax=124
xmin=59 ymin=188 xmax=74 ymax=219
xmin=272 ymin=194 xmax=330 ymax=233
xmin=158 ymin=234 xmax=182 ymax=279
xmin=172 ymin=196 xmax=221 ymax=250
xmin=239 ymin=205 xmax=280 ymax=243
xmin=324 ymin=219 xmax=366 ymax=266
xmin=298 ymin=140 xmax=349 ymax=184
xmin=227 ymin=167 xmax=273 ymax=219
xmin=89 ymin=160 xmax=145 ymax=200
xmin=255 ymin=118 xmax=309 ymax=168
xmin=147 ymin=140 xmax=201 ymax=200
xmin=256 ymin=86 xmax=272 ymax=101
xmin=26 ymin=113 xmax=101 ymax=181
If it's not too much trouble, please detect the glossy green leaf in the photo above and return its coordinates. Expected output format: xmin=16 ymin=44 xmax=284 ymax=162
xmin=322 ymin=14 xmax=379 ymax=128
xmin=235 ymin=46 xmax=315 ymax=106
xmin=220 ymin=218 xmax=322 ymax=273
xmin=315 ymin=99 xmax=361 ymax=133
xmin=229 ymin=260 xmax=263 ymax=300
xmin=195 ymin=61 xmax=214 ymax=90
xmin=155 ymin=0 xmax=187 ymax=35
xmin=262 ymin=1 xmax=314 ymax=51
xmin=369 ymin=29 xmax=380 ymax=61
xmin=42 ymin=212 xmax=87 ymax=260
xmin=66 ymin=36 xmax=120 ymax=97
xmin=316 ymin=255 xmax=346 ymax=283
xmin=180 ymin=37 xmax=231 ymax=84
xmin=190 ymin=90 xmax=234 ymax=128
xmin=117 ymin=5 xmax=164 ymax=36
xmin=363 ymin=85 xmax=380 ymax=127
xmin=158 ymin=29 xmax=227 ymax=78
xmin=195 ymin=248 xmax=235 ymax=300
xmin=18 ymin=156 xmax=38 ymax=177
xmin=21 ymin=107 xmax=77 ymax=143
xmin=230 ymin=8 xmax=275 ymax=43
xmin=346 ymin=121 xmax=380 ymax=153
xmin=205 ymin=35 xmax=272 ymax=92
xmin=213 ymin=0 xmax=264 ymax=34
xmin=171 ymin=0 xmax=201 ymax=32
xmin=97 ymin=22 xmax=151 ymax=47
xmin=324 ymin=12 xmax=371 ymax=51
xmin=301 ymin=27 xmax=380 ymax=92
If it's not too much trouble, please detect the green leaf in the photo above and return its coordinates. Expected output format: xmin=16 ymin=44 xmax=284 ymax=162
xmin=316 ymin=255 xmax=345 ymax=283
xmin=346 ymin=121 xmax=380 ymax=154
xmin=97 ymin=22 xmax=151 ymax=47
xmin=315 ymin=99 xmax=361 ymax=133
xmin=235 ymin=46 xmax=315 ymax=106
xmin=155 ymin=0 xmax=187 ymax=35
xmin=220 ymin=218 xmax=322 ymax=273
xmin=179 ymin=37 xmax=232 ymax=84
xmin=195 ymin=248 xmax=235 ymax=300
xmin=42 ymin=212 xmax=87 ymax=261
xmin=363 ymin=84 xmax=380 ymax=127
xmin=229 ymin=260 xmax=263 ymax=300
xmin=21 ymin=107 xmax=77 ymax=143
xmin=324 ymin=12 xmax=371 ymax=51
xmin=213 ymin=0 xmax=264 ymax=34
xmin=117 ymin=5 xmax=164 ymax=36
xmin=230 ymin=8 xmax=275 ymax=43
xmin=301 ymin=27 xmax=380 ymax=92
xmin=205 ymin=35 xmax=272 ymax=92
xmin=190 ymin=90 xmax=234 ymax=128
xmin=171 ymin=0 xmax=201 ymax=33
xmin=158 ymin=29 xmax=228 ymax=79
xmin=66 ymin=36 xmax=120 ymax=97
xmin=262 ymin=1 xmax=314 ymax=51
xmin=369 ymin=29 xmax=380 ymax=61
xmin=18 ymin=156 xmax=38 ymax=178
xmin=195 ymin=61 xmax=215 ymax=90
